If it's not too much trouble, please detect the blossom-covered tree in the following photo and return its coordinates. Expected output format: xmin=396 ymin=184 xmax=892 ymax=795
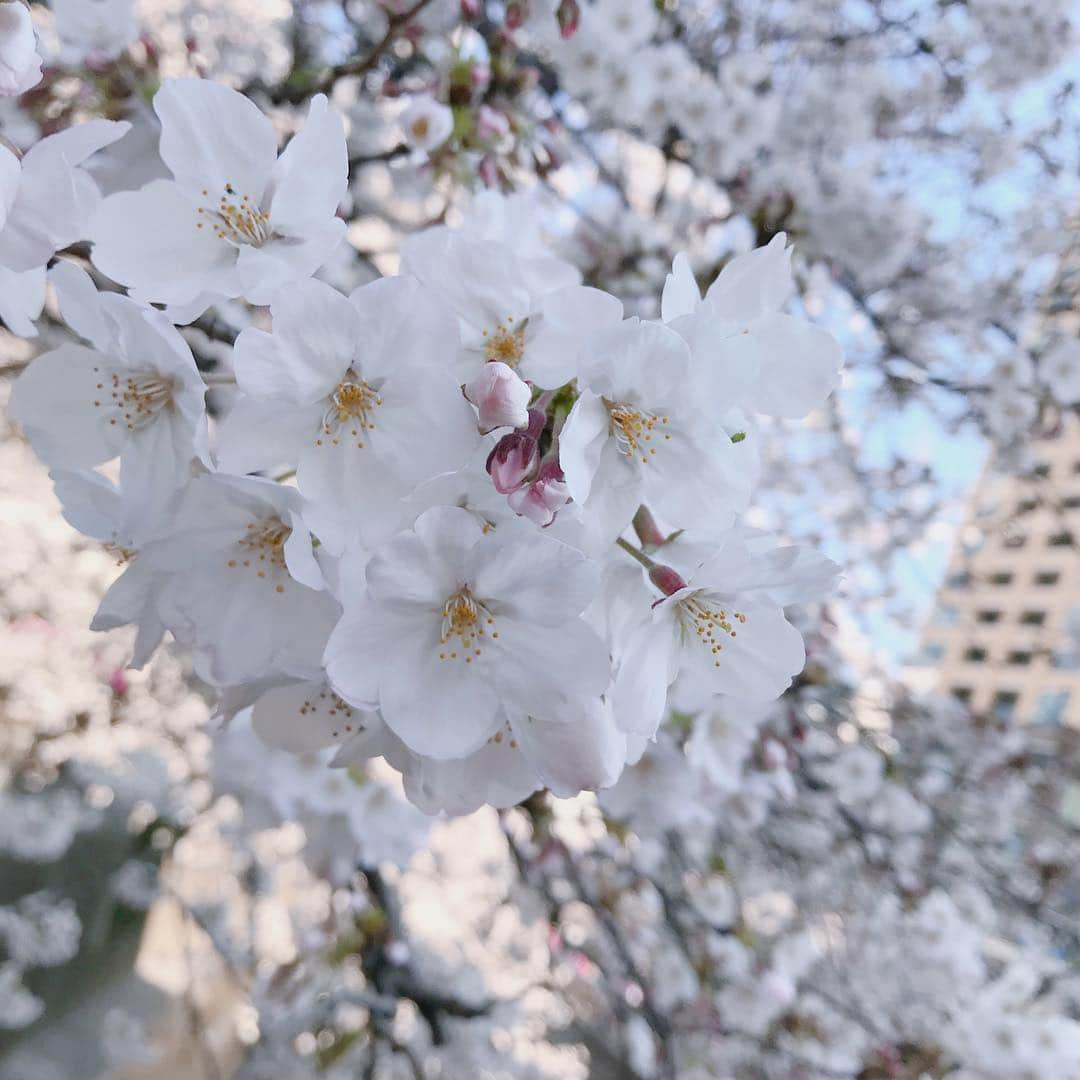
xmin=0 ymin=1 xmax=1078 ymax=1077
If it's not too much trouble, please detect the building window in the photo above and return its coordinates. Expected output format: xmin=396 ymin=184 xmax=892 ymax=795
xmin=1033 ymin=463 xmax=1051 ymax=478
xmin=951 ymin=687 xmax=972 ymax=704
xmin=1006 ymin=650 xmax=1032 ymax=666
xmin=946 ymin=570 xmax=972 ymax=589
xmin=964 ymin=646 xmax=988 ymax=663
xmin=991 ymin=691 xmax=1019 ymax=721
xmin=1063 ymin=495 xmax=1080 ymax=510
xmin=976 ymin=610 xmax=1002 ymax=624
xmin=1035 ymin=571 xmax=1060 ymax=586
xmin=1002 ymin=533 xmax=1027 ymax=549
xmin=1047 ymin=531 xmax=1075 ymax=547
xmin=989 ymin=571 xmax=1014 ymax=586
xmin=1019 ymin=611 xmax=1045 ymax=626
xmin=1016 ymin=498 xmax=1038 ymax=514
xmin=1031 ymin=690 xmax=1070 ymax=726
xmin=934 ymin=605 xmax=959 ymax=626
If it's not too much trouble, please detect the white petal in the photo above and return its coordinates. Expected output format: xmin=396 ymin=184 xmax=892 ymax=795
xmin=510 ymin=699 xmax=626 ymax=796
xmin=49 ymin=260 xmax=112 ymax=350
xmin=234 ymin=278 xmax=359 ymax=402
xmin=90 ymin=180 xmax=238 ymax=305
xmin=7 ymin=343 xmax=123 ymax=468
xmin=269 ymin=94 xmax=347 ymax=235
xmin=252 ymin=680 xmax=370 ymax=753
xmin=744 ymin=315 xmax=842 ymax=419
xmin=661 ymin=251 xmax=701 ymax=323
xmin=155 ymin=78 xmax=278 ymax=201
xmin=469 ymin=525 xmax=599 ymax=626
xmin=558 ymin=388 xmax=610 ymax=506
xmin=704 ymin=233 xmax=792 ymax=319
xmin=0 ymin=264 xmax=44 ymax=336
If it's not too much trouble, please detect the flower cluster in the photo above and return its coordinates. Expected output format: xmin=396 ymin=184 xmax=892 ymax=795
xmin=6 ymin=74 xmax=841 ymax=814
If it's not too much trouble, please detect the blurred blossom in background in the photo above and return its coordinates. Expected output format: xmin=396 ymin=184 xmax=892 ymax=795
xmin=1 ymin=1 xmax=1080 ymax=1078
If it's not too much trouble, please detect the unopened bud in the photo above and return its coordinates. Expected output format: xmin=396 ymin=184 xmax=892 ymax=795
xmin=632 ymin=505 xmax=666 ymax=547
xmin=487 ymin=430 xmax=539 ymax=494
xmin=507 ymin=461 xmax=571 ymax=527
xmin=556 ymin=0 xmax=580 ymax=38
xmin=505 ymin=0 xmax=529 ymax=30
xmin=460 ymin=0 xmax=481 ymax=17
xmin=648 ymin=564 xmax=687 ymax=596
xmin=464 ymin=361 xmax=531 ymax=433
xmin=475 ymin=104 xmax=510 ymax=141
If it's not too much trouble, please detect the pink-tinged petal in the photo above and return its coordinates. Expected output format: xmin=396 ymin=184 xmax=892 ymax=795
xmin=8 ymin=343 xmax=124 ymax=468
xmin=154 ymin=78 xmax=278 ymax=202
xmin=464 ymin=361 xmax=531 ymax=434
xmin=269 ymin=94 xmax=347 ymax=235
xmin=661 ymin=251 xmax=701 ymax=323
xmin=90 ymin=180 xmax=238 ymax=305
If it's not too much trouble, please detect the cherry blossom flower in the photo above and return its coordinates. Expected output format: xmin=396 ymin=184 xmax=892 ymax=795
xmin=324 ymin=506 xmax=609 ymax=761
xmin=400 ymin=94 xmax=454 ymax=154
xmin=662 ymin=235 xmax=843 ymax=420
xmin=215 ymin=275 xmax=479 ymax=553
xmin=50 ymin=0 xmax=138 ymax=64
xmin=0 ymin=1 xmax=42 ymax=96
xmin=8 ymin=262 xmax=208 ymax=518
xmin=559 ymin=317 xmax=756 ymax=542
xmin=610 ymin=531 xmax=839 ymax=736
xmin=139 ymin=474 xmax=341 ymax=686
xmin=90 ymin=78 xmax=347 ymax=321
xmin=0 ymin=119 xmax=130 ymax=273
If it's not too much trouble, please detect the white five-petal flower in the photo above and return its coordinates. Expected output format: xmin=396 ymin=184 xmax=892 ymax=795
xmin=90 ymin=78 xmax=347 ymax=320
xmin=324 ymin=506 xmax=610 ymax=761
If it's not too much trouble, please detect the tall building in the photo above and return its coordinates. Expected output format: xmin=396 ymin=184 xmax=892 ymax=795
xmin=912 ymin=213 xmax=1080 ymax=727
xmin=913 ymin=426 xmax=1080 ymax=728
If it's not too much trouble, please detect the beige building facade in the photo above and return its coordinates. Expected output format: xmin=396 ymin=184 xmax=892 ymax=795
xmin=914 ymin=423 xmax=1080 ymax=727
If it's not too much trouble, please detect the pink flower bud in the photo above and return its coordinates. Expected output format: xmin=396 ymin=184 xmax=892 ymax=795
xmin=505 ymin=0 xmax=529 ymax=30
xmin=476 ymin=105 xmax=510 ymax=141
xmin=464 ymin=361 xmax=531 ymax=433
xmin=477 ymin=155 xmax=498 ymax=188
xmin=507 ymin=461 xmax=571 ymax=527
xmin=486 ymin=431 xmax=539 ymax=494
xmin=460 ymin=0 xmax=481 ymax=17
xmin=648 ymin=564 xmax=688 ymax=596
xmin=109 ymin=668 xmax=129 ymax=696
xmin=470 ymin=63 xmax=491 ymax=91
xmin=556 ymin=0 xmax=580 ymax=38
